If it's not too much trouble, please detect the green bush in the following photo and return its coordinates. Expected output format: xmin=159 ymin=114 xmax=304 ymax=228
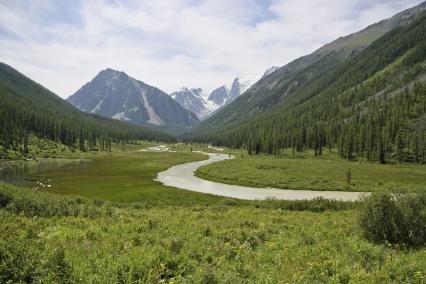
xmin=0 ymin=183 xmax=115 ymax=218
xmin=359 ymin=192 xmax=426 ymax=246
xmin=0 ymin=237 xmax=73 ymax=283
xmin=254 ymin=197 xmax=358 ymax=211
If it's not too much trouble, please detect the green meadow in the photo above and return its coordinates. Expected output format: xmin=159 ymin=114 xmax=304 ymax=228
xmin=44 ymin=150 xmax=227 ymax=206
xmin=196 ymin=149 xmax=426 ymax=193
xmin=1 ymin=182 xmax=425 ymax=283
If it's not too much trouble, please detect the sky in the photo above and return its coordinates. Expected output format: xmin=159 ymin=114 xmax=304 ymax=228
xmin=0 ymin=0 xmax=424 ymax=98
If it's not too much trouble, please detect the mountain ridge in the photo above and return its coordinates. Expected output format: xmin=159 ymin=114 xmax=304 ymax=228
xmin=188 ymin=6 xmax=426 ymax=164
xmin=170 ymin=76 xmax=257 ymax=120
xmin=186 ymin=1 xmax=426 ymax=138
xmin=67 ymin=69 xmax=199 ymax=133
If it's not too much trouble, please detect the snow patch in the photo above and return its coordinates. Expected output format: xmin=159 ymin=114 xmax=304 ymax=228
xmin=90 ymin=100 xmax=103 ymax=113
xmin=139 ymin=145 xmax=175 ymax=152
xmin=198 ymin=99 xmax=218 ymax=119
xmin=129 ymin=106 xmax=139 ymax=112
xmin=130 ymin=79 xmax=164 ymax=126
xmin=112 ymin=112 xmax=130 ymax=121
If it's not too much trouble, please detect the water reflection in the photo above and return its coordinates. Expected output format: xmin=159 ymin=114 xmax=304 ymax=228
xmin=0 ymin=159 xmax=90 ymax=187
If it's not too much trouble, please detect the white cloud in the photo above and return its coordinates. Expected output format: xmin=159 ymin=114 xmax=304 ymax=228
xmin=0 ymin=0 xmax=423 ymax=98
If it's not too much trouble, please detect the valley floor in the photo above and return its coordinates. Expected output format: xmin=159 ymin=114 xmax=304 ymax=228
xmin=0 ymin=144 xmax=425 ymax=283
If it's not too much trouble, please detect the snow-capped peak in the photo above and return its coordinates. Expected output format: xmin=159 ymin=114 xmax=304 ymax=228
xmin=170 ymin=75 xmax=259 ymax=120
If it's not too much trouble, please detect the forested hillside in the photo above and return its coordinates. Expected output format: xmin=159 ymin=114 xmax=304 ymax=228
xmin=194 ymin=11 xmax=426 ymax=164
xmin=188 ymin=2 xmax=426 ymax=137
xmin=0 ymin=63 xmax=174 ymax=155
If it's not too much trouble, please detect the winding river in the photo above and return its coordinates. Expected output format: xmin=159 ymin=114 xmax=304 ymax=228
xmin=156 ymin=152 xmax=365 ymax=201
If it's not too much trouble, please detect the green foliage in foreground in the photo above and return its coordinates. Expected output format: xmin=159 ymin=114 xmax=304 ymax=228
xmin=0 ymin=184 xmax=425 ymax=283
xmin=360 ymin=192 xmax=426 ymax=246
xmin=196 ymin=150 xmax=426 ymax=192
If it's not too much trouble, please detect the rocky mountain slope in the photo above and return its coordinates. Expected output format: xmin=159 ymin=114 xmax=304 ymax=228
xmin=67 ymin=69 xmax=198 ymax=132
xmin=170 ymin=88 xmax=214 ymax=120
xmin=171 ymin=77 xmax=255 ymax=120
xmin=187 ymin=1 xmax=426 ymax=137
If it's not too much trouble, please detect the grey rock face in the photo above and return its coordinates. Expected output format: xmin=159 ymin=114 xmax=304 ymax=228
xmin=170 ymin=88 xmax=208 ymax=119
xmin=208 ymin=85 xmax=229 ymax=106
xmin=67 ymin=69 xmax=198 ymax=129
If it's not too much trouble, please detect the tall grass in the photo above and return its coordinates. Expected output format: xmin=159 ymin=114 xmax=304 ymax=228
xmin=251 ymin=197 xmax=359 ymax=211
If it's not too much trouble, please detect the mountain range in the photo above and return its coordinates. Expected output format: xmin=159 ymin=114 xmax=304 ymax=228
xmin=67 ymin=69 xmax=199 ymax=133
xmin=170 ymin=77 xmax=255 ymax=120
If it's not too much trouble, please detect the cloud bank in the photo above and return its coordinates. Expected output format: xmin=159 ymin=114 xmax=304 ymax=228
xmin=0 ymin=0 xmax=423 ymax=98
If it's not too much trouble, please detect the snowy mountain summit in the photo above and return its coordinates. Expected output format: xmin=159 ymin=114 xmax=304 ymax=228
xmin=170 ymin=88 xmax=213 ymax=119
xmin=170 ymin=76 xmax=256 ymax=120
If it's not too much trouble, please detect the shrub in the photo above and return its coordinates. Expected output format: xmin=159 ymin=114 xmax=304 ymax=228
xmin=0 ymin=183 xmax=114 ymax=218
xmin=0 ymin=237 xmax=73 ymax=283
xmin=359 ymin=192 xmax=426 ymax=246
xmin=201 ymin=265 xmax=217 ymax=284
xmin=46 ymin=247 xmax=73 ymax=283
xmin=0 ymin=189 xmax=12 ymax=207
xmin=255 ymin=197 xmax=358 ymax=211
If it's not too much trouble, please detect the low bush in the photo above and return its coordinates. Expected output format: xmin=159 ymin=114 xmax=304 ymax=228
xmin=0 ymin=183 xmax=116 ymax=218
xmin=254 ymin=197 xmax=358 ymax=211
xmin=0 ymin=236 xmax=73 ymax=283
xmin=359 ymin=192 xmax=426 ymax=246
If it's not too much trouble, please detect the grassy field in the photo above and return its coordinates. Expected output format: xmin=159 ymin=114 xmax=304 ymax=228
xmin=1 ymin=183 xmax=425 ymax=283
xmin=196 ymin=149 xmax=426 ymax=193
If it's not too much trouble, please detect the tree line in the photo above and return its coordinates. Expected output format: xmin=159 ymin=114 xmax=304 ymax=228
xmin=196 ymin=14 xmax=426 ymax=164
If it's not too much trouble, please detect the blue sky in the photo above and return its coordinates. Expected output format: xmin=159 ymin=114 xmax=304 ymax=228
xmin=0 ymin=0 xmax=424 ymax=98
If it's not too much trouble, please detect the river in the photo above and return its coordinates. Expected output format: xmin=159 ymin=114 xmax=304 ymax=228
xmin=156 ymin=152 xmax=365 ymax=201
